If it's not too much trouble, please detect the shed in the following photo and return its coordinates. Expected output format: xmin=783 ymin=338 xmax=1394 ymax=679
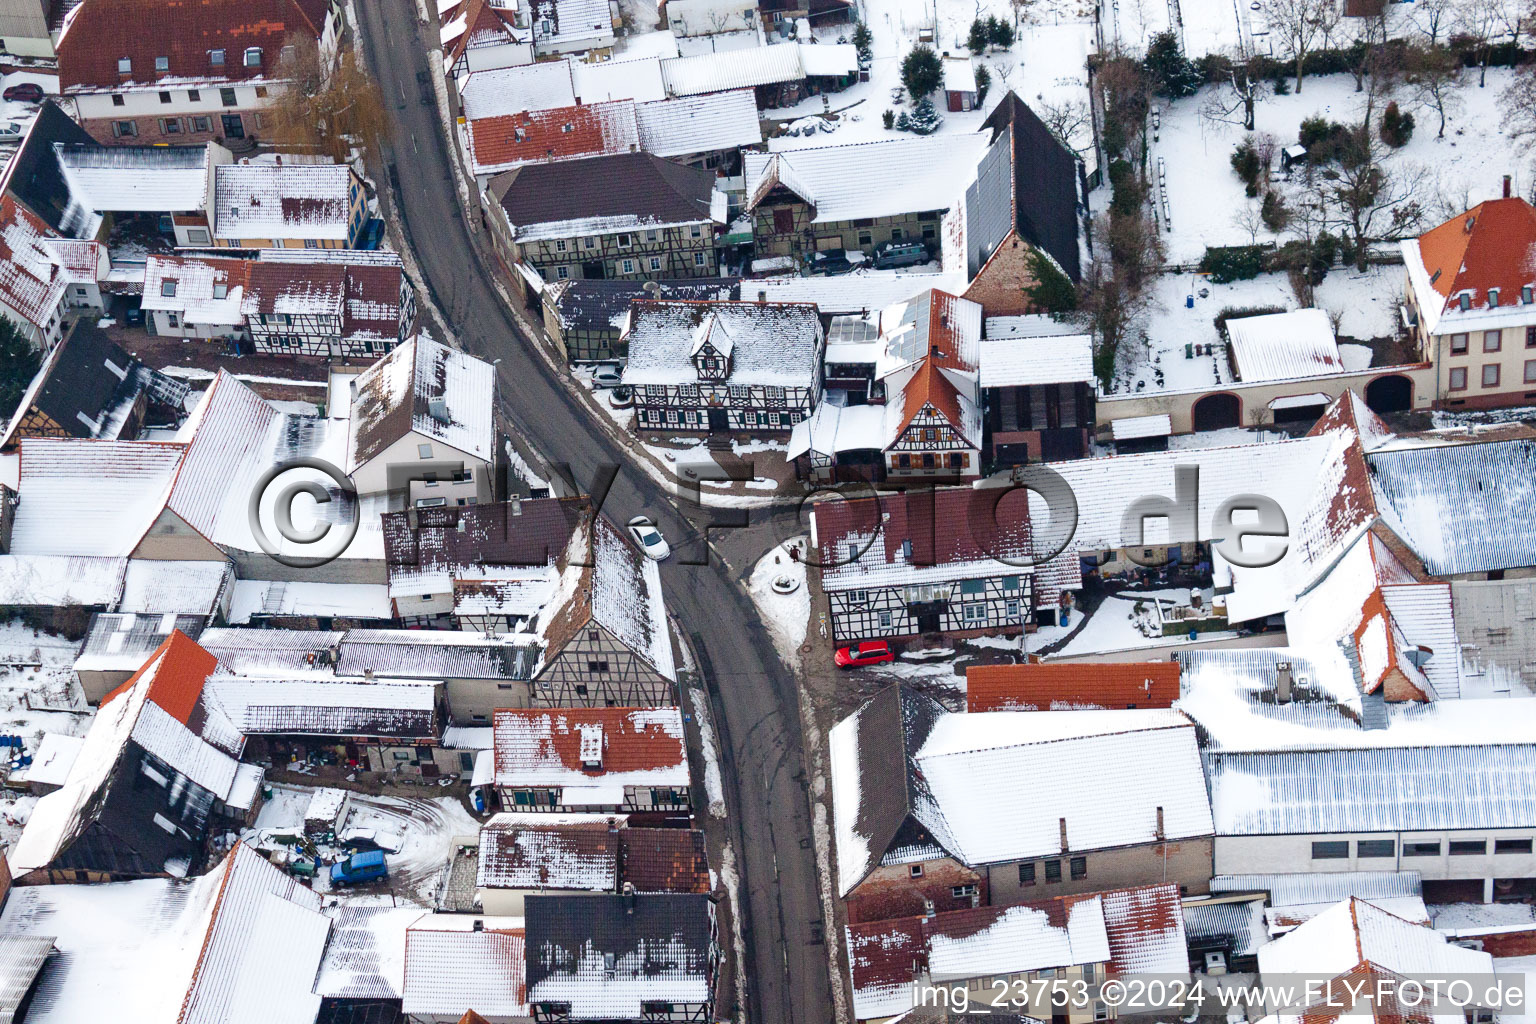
xmin=304 ymin=787 xmax=352 ymax=838
xmin=1110 ymin=413 xmax=1172 ymax=453
xmin=942 ymin=56 xmax=978 ymax=111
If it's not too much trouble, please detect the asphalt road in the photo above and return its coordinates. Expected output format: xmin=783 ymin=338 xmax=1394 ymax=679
xmin=350 ymin=5 xmax=836 ymax=1021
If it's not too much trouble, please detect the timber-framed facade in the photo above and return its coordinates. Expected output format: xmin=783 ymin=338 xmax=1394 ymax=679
xmin=826 ymin=573 xmax=1031 ymax=642
xmin=535 ymin=625 xmax=678 ymax=708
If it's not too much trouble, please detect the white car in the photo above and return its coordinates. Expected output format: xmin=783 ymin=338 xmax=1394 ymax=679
xmin=627 ymin=515 xmax=671 ymax=561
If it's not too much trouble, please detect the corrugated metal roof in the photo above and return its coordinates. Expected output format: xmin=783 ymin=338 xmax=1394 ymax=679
xmin=1369 ymin=440 xmax=1536 ymax=576
xmin=661 ymin=41 xmax=805 ymax=96
xmin=0 ymin=935 xmax=54 ymax=1024
xmin=1182 ymin=899 xmax=1266 ymax=956
xmin=1206 ymin=745 xmax=1536 ymax=834
xmin=1211 ymin=871 xmax=1423 ymax=903
xmin=1226 ymin=309 xmax=1344 ymax=383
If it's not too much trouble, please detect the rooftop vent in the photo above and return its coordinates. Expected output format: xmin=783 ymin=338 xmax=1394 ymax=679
xmin=1465 ymin=215 xmax=1476 ymax=233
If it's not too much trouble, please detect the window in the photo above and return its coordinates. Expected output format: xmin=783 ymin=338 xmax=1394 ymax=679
xmin=191 ymin=115 xmax=211 ymax=132
xmin=1497 ymin=839 xmax=1534 ymax=854
xmin=555 ymin=266 xmax=569 ymax=280
xmin=1404 ymin=841 xmax=1442 ymax=857
xmin=161 ymin=281 xmax=177 ymax=297
xmin=155 ymin=56 xmax=169 ymax=72
xmin=1094 ymin=1004 xmax=1111 ymax=1022
xmin=1005 ymin=601 xmax=1019 ymax=616
xmin=890 ymin=227 xmax=903 ymax=240
xmin=212 ymin=282 xmax=227 ymax=299
xmin=166 ymin=312 xmax=179 ymax=328
xmin=952 ymin=884 xmax=978 ymax=899
xmin=220 ymin=88 xmax=236 ymax=106
xmin=1449 ymin=366 xmax=1468 ymax=390
xmin=909 ymin=864 xmax=923 ymax=878
xmin=1526 ymin=360 xmax=1536 ymax=384
xmin=1070 ymin=856 xmax=1086 ymax=880
xmin=948 ymin=453 xmax=964 ymax=469
xmin=587 ymin=660 xmax=610 ymax=673
xmin=963 ymin=604 xmax=985 ymax=622
xmin=1311 ymin=841 xmax=1349 ymax=859
xmin=188 ymin=89 xmax=200 ymax=101
xmin=1483 ymin=363 xmax=1501 ymax=387
xmin=112 ymin=94 xmax=124 ymax=106
xmin=690 ymin=224 xmax=702 ymax=238
xmin=113 ymin=120 xmax=137 ymax=137
xmin=878 ymin=611 xmax=892 ymax=627
xmin=693 ymin=252 xmax=706 ymax=267
xmin=1451 ymin=333 xmax=1469 ymax=353
xmin=210 ymin=48 xmax=225 ymax=66
xmin=583 ymin=236 xmax=596 ymax=249
xmin=1357 ymin=839 xmax=1395 ymax=858
xmin=616 ymin=233 xmax=631 ymax=248
xmin=1485 ymin=330 xmax=1502 ymax=352
xmin=1019 ymin=862 xmax=1035 ymax=886
xmin=648 ymin=256 xmax=662 ymax=271
xmin=554 ymin=239 xmax=568 ymax=252
xmin=117 ymin=57 xmax=132 ymax=74
xmin=1044 ymin=859 xmax=1062 ymax=882
xmin=1528 ymin=326 xmax=1536 ymax=348
xmin=244 ymin=47 xmax=262 ymax=67
xmin=157 ymin=90 xmax=172 ymax=105
xmin=858 ymin=231 xmax=872 ymax=246
xmin=620 ymin=259 xmax=635 ymax=274
xmin=417 ymin=443 xmax=433 ymax=459
xmin=1450 ymin=840 xmax=1487 ymax=855
xmin=160 ymin=117 xmax=181 ymax=134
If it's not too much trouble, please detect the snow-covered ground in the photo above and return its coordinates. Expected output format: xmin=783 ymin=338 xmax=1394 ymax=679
xmin=248 ymin=783 xmax=480 ymax=904
xmin=1114 ymin=264 xmax=1403 ymax=393
xmin=747 ymin=537 xmax=810 ymax=667
xmin=1045 ymin=588 xmax=1238 ymax=658
xmin=0 ymin=621 xmax=92 ymax=848
xmin=684 ymin=686 xmax=727 ymax=818
xmin=1149 ymin=69 xmax=1528 ymax=265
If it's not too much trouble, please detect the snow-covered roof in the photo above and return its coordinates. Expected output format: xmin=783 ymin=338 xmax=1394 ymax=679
xmin=53 ymin=142 xmax=214 ymax=213
xmin=660 ymin=41 xmax=806 ymax=96
xmin=978 ymin=333 xmax=1094 ymax=387
xmin=796 ymin=41 xmax=858 ymax=77
xmin=402 ymin=915 xmax=528 ymax=1019
xmin=745 ymin=133 xmax=988 ymax=223
xmin=117 ymin=559 xmax=230 ymax=615
xmin=228 ymin=580 xmax=393 ymax=623
xmin=590 ymin=517 xmax=676 ymax=682
xmin=1369 ymin=439 xmax=1536 ymax=577
xmin=786 ymin=402 xmax=887 ymax=459
xmin=0 ymin=842 xmax=328 ymax=1024
xmin=492 ymin=707 xmax=688 ymax=791
xmin=1226 ymin=309 xmax=1345 ymax=383
xmin=11 ymin=438 xmax=184 ymax=557
xmin=9 ymin=732 xmax=84 ymax=789
xmin=829 ymin=687 xmax=1212 ymax=895
xmin=204 ymin=676 xmax=438 ymax=737
xmin=941 ymin=56 xmax=978 ymax=93
xmin=1403 ymin=197 xmax=1536 ymax=336
xmin=0 ymin=554 xmax=126 ymax=607
xmin=477 ymin=820 xmax=618 ymax=891
xmin=1258 ymin=896 xmax=1492 ymax=980
xmin=466 ymin=99 xmax=640 ymax=178
xmin=634 ymin=89 xmax=762 ymax=158
xmin=211 ymin=162 xmax=354 ymax=241
xmin=349 ymin=334 xmax=496 ymax=469
xmin=620 ymin=300 xmax=822 ymax=387
xmin=313 ymin=905 xmax=420 ymax=1000
xmin=462 ymin=60 xmax=577 ymax=120
xmin=1109 ymin=413 xmax=1172 ymax=440
xmin=753 ymin=271 xmax=966 ymax=314
xmin=1206 ymin=743 xmax=1536 ymax=835
xmin=0 ymin=194 xmax=75 ymax=328
xmin=573 ymin=56 xmax=668 ymax=103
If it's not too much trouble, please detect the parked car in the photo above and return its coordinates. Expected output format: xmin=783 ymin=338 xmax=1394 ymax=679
xmin=809 ymin=250 xmax=862 ymax=276
xmin=835 ymin=640 xmax=895 ymax=668
xmin=591 ymin=364 xmax=623 ymax=388
xmin=3 ymin=83 xmax=43 ymax=103
xmin=0 ymin=122 xmax=25 ymax=141
xmin=123 ymin=304 xmax=144 ymax=327
xmin=873 ymin=240 xmax=930 ymax=270
xmin=330 ymin=849 xmax=388 ymax=886
xmin=627 ymin=515 xmax=671 ymax=561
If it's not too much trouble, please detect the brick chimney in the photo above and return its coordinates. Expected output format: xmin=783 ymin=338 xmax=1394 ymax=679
xmin=1156 ymin=805 xmax=1166 ymax=842
xmin=1059 ymin=817 xmax=1068 ymax=853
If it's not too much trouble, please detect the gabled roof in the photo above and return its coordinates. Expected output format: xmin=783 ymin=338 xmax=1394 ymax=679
xmin=348 ymin=334 xmax=496 ymax=468
xmin=634 ymin=89 xmax=762 ymax=158
xmin=2 ymin=102 xmax=100 ymax=237
xmin=966 ymin=662 xmax=1181 ymax=712
xmin=1258 ymin=897 xmax=1493 ymax=980
xmin=546 ymin=277 xmax=740 ymax=332
xmin=211 ymin=163 xmax=354 ymax=241
xmin=0 ymin=323 xmax=144 ymax=450
xmin=58 ymin=0 xmax=326 ymax=92
xmin=11 ymin=437 xmax=185 ymax=557
xmin=830 ymin=687 xmax=1213 ymax=895
xmin=524 ymin=892 xmax=714 ymax=1017
xmin=878 ymin=289 xmax=983 ymax=444
xmin=620 ymin=300 xmax=823 ymax=387
xmin=54 ymin=141 xmax=215 ymax=214
xmin=441 ymin=0 xmax=526 ymax=68
xmin=980 ymin=92 xmax=1083 ymax=282
xmin=466 ymin=100 xmax=640 ymax=178
xmin=490 ymin=152 xmax=717 ymax=240
xmin=492 ymin=707 xmax=688 ymax=791
xmin=0 ymin=193 xmax=71 ymax=328
xmin=476 ymin=820 xmax=619 ymax=891
xmin=1226 ymin=309 xmax=1345 ymax=383
xmin=618 ymin=828 xmax=710 ymax=894
xmin=1404 ymin=197 xmax=1536 ymax=334
xmin=460 ymin=61 xmax=576 ymax=121
xmin=402 ymin=915 xmax=528 ymax=1019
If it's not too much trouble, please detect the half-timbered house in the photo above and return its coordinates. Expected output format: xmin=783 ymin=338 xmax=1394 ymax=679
xmin=810 ymin=485 xmax=1082 ymax=642
xmin=540 ymin=277 xmax=739 ymax=363
xmin=491 ymin=706 xmax=691 ymax=816
xmin=525 ymin=892 xmax=720 ymax=1023
xmin=140 ymin=250 xmax=414 ymax=358
xmin=487 ymin=152 xmax=724 ymax=287
xmin=621 ymin=300 xmax=824 ymax=435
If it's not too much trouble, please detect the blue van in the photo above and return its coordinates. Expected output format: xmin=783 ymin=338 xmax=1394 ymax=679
xmin=330 ymin=850 xmax=388 ymax=886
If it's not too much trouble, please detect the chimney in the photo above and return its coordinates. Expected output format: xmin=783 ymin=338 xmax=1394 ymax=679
xmin=1276 ymin=660 xmax=1293 ymax=703
xmin=1504 ymin=175 xmax=1513 ymax=199
xmin=1059 ymin=817 xmax=1068 ymax=853
xmin=364 ymin=667 xmax=374 ymax=680
xmin=757 ymin=289 xmax=767 ymax=303
xmin=625 ymin=886 xmax=636 ymax=915
xmin=1156 ymin=805 xmax=1166 ymax=842
xmin=511 ymin=495 xmax=523 ymax=516
xmin=922 ymin=897 xmax=935 ymax=920
xmin=1489 ymin=287 xmax=1500 ymax=308
xmin=472 ymin=918 xmax=484 ymax=932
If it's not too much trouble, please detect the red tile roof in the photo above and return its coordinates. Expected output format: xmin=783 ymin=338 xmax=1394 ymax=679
xmin=101 ymin=629 xmax=219 ymax=725
xmin=467 ymin=101 xmax=639 ymax=175
xmin=966 ymin=662 xmax=1181 ymax=712
xmin=491 ymin=707 xmax=686 ymax=780
xmin=0 ymin=194 xmax=67 ymax=327
xmin=894 ymin=290 xmax=974 ymax=437
xmin=58 ymin=0 xmax=326 ymax=92
xmin=619 ymin=828 xmax=711 ymax=894
xmin=813 ymin=486 xmax=1033 ymax=575
xmin=1413 ymin=197 xmax=1536 ymax=313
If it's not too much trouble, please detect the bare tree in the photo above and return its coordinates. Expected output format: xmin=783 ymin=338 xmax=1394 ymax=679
xmin=268 ymin=34 xmax=387 ymax=160
xmin=1233 ymin=202 xmax=1266 ymax=244
xmin=1075 ymin=251 xmax=1157 ymax=388
xmin=1038 ymin=97 xmax=1093 ymax=157
xmin=1009 ymin=0 xmax=1038 ymax=30
xmin=1406 ymin=43 xmax=1463 ymax=139
xmin=1500 ymin=60 xmax=1536 ymax=143
xmin=1407 ymin=0 xmax=1457 ymax=43
xmin=1457 ymin=0 xmax=1507 ymax=86
xmin=1260 ymin=0 xmax=1341 ymax=92
xmin=1201 ymin=52 xmax=1269 ymax=130
xmin=1303 ymin=125 xmax=1428 ymax=269
xmin=991 ymin=59 xmax=1017 ymax=90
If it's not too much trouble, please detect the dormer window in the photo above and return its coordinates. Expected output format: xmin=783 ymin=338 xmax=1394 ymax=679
xmin=1524 ymin=285 xmax=1534 ymax=305
xmin=213 ymin=282 xmax=227 ymax=299
xmin=244 ymin=47 xmax=262 ymax=67
xmin=1460 ymin=293 xmax=1472 ymax=312
xmin=1489 ymin=288 xmax=1500 ymax=308
xmin=161 ymin=281 xmax=176 ymax=297
xmin=209 ymin=49 xmax=225 ymax=67
xmin=117 ymin=57 xmax=132 ymax=74
xmin=155 ymin=56 xmax=169 ymax=72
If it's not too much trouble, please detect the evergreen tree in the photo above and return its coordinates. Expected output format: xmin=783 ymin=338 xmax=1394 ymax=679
xmin=1024 ymin=249 xmax=1076 ymax=313
xmin=852 ymin=21 xmax=873 ymax=67
xmin=967 ymin=17 xmax=989 ymax=55
xmin=908 ymin=96 xmax=942 ymax=135
xmin=0 ymin=317 xmax=39 ymax=417
xmin=1142 ymin=30 xmax=1201 ymax=98
xmin=900 ymin=44 xmax=944 ymax=99
xmin=974 ymin=63 xmax=992 ymax=104
xmin=895 ymin=110 xmax=913 ymax=131
xmin=987 ymin=15 xmax=1016 ymax=49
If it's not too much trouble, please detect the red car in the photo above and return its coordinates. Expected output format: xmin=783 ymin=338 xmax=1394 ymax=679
xmin=3 ymin=84 xmax=43 ymax=103
xmin=835 ymin=641 xmax=895 ymax=669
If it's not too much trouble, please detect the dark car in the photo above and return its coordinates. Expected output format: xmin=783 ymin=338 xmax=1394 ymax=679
xmin=834 ymin=640 xmax=896 ymax=669
xmin=3 ymin=83 xmax=44 ymax=103
xmin=810 ymin=250 xmax=859 ymax=276
xmin=873 ymin=240 xmax=931 ymax=270
xmin=123 ymin=305 xmax=145 ymax=327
